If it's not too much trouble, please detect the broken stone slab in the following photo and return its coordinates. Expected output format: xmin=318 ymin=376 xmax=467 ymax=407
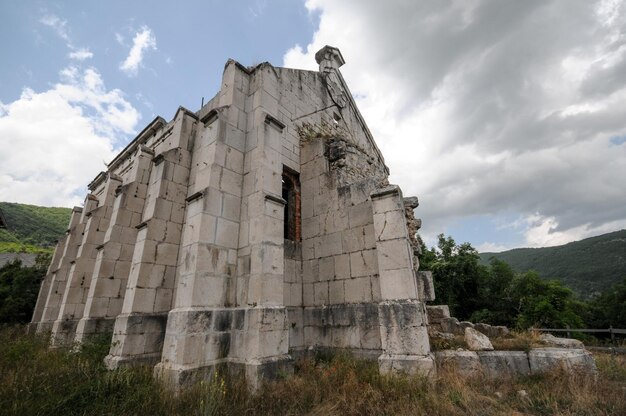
xmin=539 ymin=333 xmax=584 ymax=349
xmin=378 ymin=353 xmax=436 ymax=378
xmin=426 ymin=305 xmax=450 ymax=324
xmin=440 ymin=317 xmax=461 ymax=335
xmin=403 ymin=196 xmax=419 ymax=209
xmin=474 ymin=322 xmax=510 ymax=338
xmin=492 ymin=326 xmax=509 ymax=337
xmin=417 ymin=271 xmax=435 ymax=302
xmin=477 ymin=351 xmax=530 ymax=378
xmin=465 ymin=327 xmax=494 ymax=351
xmin=435 ymin=350 xmax=481 ymax=377
xmin=429 ymin=331 xmax=456 ymax=341
xmin=434 ymin=348 xmax=597 ymax=379
xmin=528 ymin=348 xmax=597 ymax=374
xmin=459 ymin=321 xmax=475 ymax=331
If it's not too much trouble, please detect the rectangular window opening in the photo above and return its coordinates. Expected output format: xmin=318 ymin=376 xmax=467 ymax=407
xmin=282 ymin=167 xmax=301 ymax=241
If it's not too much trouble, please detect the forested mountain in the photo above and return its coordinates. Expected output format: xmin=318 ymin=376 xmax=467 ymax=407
xmin=480 ymin=230 xmax=626 ymax=297
xmin=0 ymin=202 xmax=71 ymax=252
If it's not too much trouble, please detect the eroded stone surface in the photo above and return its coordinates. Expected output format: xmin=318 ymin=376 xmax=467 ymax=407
xmin=529 ymin=348 xmax=596 ymax=374
xmin=539 ymin=333 xmax=584 ymax=349
xmin=477 ymin=351 xmax=530 ymax=377
xmin=31 ymin=46 xmax=435 ymax=389
xmin=440 ymin=317 xmax=462 ymax=334
xmin=435 ymin=350 xmax=481 ymax=376
xmin=426 ymin=305 xmax=450 ymax=324
xmin=465 ymin=327 xmax=494 ymax=351
xmin=474 ymin=323 xmax=509 ymax=338
xmin=436 ymin=348 xmax=596 ymax=379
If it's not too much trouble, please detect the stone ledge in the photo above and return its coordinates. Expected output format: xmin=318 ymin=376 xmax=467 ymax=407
xmin=378 ymin=353 xmax=436 ymax=377
xmin=154 ymin=354 xmax=294 ymax=391
xmin=435 ymin=348 xmax=596 ymax=378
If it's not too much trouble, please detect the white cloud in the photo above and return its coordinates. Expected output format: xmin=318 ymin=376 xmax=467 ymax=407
xmin=115 ymin=32 xmax=125 ymax=46
xmin=39 ymin=15 xmax=69 ymax=41
xmin=0 ymin=67 xmax=140 ymax=207
xmin=284 ymin=0 xmax=626 ymax=249
xmin=68 ymin=48 xmax=93 ymax=61
xmin=40 ymin=14 xmax=95 ymax=61
xmin=522 ymin=214 xmax=626 ymax=247
xmin=476 ymin=242 xmax=510 ymax=253
xmin=119 ymin=26 xmax=157 ymax=77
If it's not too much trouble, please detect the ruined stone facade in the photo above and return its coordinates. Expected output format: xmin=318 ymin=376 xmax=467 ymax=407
xmin=31 ymin=46 xmax=436 ymax=388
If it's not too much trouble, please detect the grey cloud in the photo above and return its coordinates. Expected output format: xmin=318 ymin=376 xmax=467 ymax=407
xmin=289 ymin=0 xmax=626 ymax=246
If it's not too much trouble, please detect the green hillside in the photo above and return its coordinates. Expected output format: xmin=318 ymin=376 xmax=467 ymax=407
xmin=0 ymin=202 xmax=72 ymax=252
xmin=480 ymin=229 xmax=626 ymax=298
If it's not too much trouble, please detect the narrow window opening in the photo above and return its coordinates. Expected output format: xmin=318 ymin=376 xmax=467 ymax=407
xmin=282 ymin=168 xmax=301 ymax=241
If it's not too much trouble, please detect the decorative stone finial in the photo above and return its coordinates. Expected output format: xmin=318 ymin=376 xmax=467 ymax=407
xmin=315 ymin=45 xmax=346 ymax=72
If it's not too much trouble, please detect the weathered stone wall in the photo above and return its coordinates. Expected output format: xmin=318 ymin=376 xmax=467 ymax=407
xmin=32 ymin=46 xmax=435 ymax=389
xmin=105 ymin=109 xmax=195 ymax=368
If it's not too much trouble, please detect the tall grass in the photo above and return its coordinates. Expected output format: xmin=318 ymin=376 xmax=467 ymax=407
xmin=1 ymin=325 xmax=625 ymax=415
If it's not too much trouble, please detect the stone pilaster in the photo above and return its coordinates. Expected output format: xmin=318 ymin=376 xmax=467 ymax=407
xmin=37 ymin=207 xmax=85 ymax=334
xmin=370 ymin=185 xmax=435 ymax=376
xmin=105 ymin=112 xmax=194 ymax=368
xmin=50 ymin=176 xmax=120 ymax=346
xmin=235 ymin=108 xmax=292 ymax=388
xmin=75 ymin=147 xmax=154 ymax=343
xmin=155 ymin=62 xmax=291 ymax=389
xmin=29 ymin=225 xmax=69 ymax=334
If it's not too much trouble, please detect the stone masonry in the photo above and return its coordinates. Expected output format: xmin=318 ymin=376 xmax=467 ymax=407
xmin=31 ymin=46 xmax=436 ymax=388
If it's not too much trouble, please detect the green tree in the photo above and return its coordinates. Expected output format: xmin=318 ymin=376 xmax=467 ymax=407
xmin=0 ymin=253 xmax=50 ymax=324
xmin=421 ymin=234 xmax=587 ymax=329
xmin=585 ymin=277 xmax=626 ymax=329
xmin=421 ymin=234 xmax=488 ymax=319
xmin=470 ymin=258 xmax=517 ymax=327
xmin=509 ymin=271 xmax=584 ymax=329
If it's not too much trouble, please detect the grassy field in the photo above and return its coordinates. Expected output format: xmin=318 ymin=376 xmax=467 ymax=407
xmin=1 ymin=326 xmax=625 ymax=416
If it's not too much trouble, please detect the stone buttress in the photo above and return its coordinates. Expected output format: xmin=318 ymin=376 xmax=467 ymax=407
xmin=31 ymin=206 xmax=82 ymax=334
xmin=32 ymin=46 xmax=435 ymax=388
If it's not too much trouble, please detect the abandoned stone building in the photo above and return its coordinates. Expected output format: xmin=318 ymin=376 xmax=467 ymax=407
xmin=30 ymin=45 xmax=438 ymax=387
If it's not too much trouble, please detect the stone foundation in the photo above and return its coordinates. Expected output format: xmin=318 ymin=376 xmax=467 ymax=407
xmin=104 ymin=312 xmax=168 ymax=368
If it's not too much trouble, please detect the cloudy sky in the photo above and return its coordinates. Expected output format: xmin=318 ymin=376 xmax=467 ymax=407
xmin=1 ymin=1 xmax=625 ymax=252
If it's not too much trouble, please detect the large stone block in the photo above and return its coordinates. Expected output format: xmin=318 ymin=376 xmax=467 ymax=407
xmin=477 ymin=351 xmax=530 ymax=378
xmin=379 ymin=354 xmax=436 ymax=377
xmin=376 ymin=239 xmax=411 ymax=271
xmin=373 ymin=210 xmax=407 ymax=241
xmin=349 ymin=249 xmax=377 ymax=278
xmin=435 ymin=350 xmax=481 ymax=376
xmin=426 ymin=305 xmax=450 ymax=324
xmin=539 ymin=333 xmax=584 ymax=349
xmin=379 ymin=268 xmax=417 ymax=300
xmin=464 ymin=327 xmax=494 ymax=351
xmin=344 ymin=277 xmax=371 ymax=303
xmin=528 ymin=348 xmax=596 ymax=374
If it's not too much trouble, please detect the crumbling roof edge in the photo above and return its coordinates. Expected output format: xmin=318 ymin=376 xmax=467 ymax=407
xmin=174 ymin=106 xmax=199 ymax=121
xmin=333 ymin=70 xmax=389 ymax=174
xmin=106 ymin=116 xmax=167 ymax=172
xmin=87 ymin=171 xmax=108 ymax=191
xmin=235 ymin=57 xmax=388 ymax=172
